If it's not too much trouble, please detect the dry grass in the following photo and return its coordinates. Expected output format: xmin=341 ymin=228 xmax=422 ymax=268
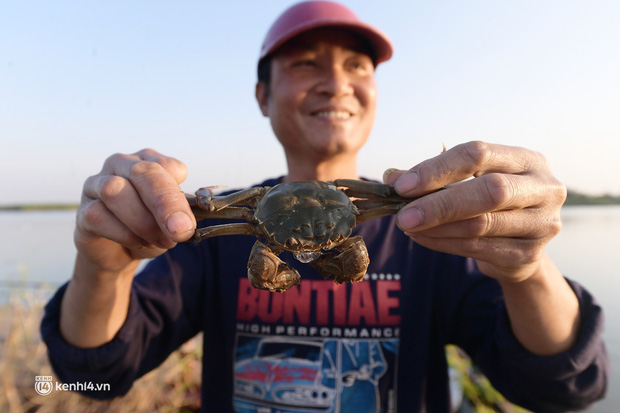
xmin=0 ymin=286 xmax=202 ymax=413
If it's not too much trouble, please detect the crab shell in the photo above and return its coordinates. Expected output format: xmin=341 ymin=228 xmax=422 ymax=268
xmin=253 ymin=181 xmax=358 ymax=252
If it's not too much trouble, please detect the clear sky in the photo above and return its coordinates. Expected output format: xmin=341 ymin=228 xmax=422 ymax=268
xmin=1 ymin=0 xmax=619 ymax=204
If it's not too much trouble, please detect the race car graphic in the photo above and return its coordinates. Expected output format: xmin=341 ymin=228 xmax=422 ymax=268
xmin=234 ymin=335 xmax=397 ymax=413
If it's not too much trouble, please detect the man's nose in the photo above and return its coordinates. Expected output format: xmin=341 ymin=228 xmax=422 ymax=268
xmin=314 ymin=66 xmax=354 ymax=97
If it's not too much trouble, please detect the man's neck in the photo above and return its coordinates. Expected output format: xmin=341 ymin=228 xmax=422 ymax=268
xmin=283 ymin=152 xmax=359 ymax=182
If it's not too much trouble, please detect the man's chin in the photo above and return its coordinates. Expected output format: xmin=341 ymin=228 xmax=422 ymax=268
xmin=308 ymin=141 xmax=363 ymax=160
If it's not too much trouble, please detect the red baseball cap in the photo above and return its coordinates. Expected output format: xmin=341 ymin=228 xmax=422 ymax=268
xmin=259 ymin=1 xmax=393 ymax=65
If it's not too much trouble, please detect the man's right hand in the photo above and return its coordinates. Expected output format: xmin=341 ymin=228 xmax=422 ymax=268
xmin=61 ymin=149 xmax=197 ymax=348
xmin=75 ymin=148 xmax=197 ymax=273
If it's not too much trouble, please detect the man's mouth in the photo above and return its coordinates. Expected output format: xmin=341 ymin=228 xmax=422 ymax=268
xmin=312 ymin=110 xmax=352 ymax=120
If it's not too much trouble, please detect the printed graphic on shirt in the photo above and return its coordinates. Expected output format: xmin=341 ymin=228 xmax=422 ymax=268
xmin=233 ymin=275 xmax=401 ymax=413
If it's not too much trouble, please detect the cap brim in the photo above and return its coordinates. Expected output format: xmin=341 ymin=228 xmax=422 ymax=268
xmin=260 ymin=18 xmax=393 ymax=64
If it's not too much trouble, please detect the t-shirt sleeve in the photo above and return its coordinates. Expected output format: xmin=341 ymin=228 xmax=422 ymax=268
xmin=490 ymin=278 xmax=608 ymax=411
xmin=40 ymin=244 xmax=206 ymax=399
xmin=445 ymin=259 xmax=608 ymax=412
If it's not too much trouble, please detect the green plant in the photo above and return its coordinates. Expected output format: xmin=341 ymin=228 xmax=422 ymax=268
xmin=446 ymin=344 xmax=531 ymax=413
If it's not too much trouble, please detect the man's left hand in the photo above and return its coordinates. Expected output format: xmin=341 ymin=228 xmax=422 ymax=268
xmin=384 ymin=141 xmax=567 ymax=283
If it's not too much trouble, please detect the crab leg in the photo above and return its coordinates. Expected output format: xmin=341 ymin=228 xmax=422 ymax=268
xmin=189 ymin=186 xmax=268 ymax=212
xmin=333 ymin=179 xmax=409 ymax=224
xmin=354 ymin=204 xmax=405 ymax=224
xmin=333 ymin=179 xmax=444 ymax=224
xmin=190 ymin=206 xmax=255 ymax=222
xmin=191 ymin=222 xmax=257 ymax=242
xmin=332 ymin=179 xmax=399 ymax=198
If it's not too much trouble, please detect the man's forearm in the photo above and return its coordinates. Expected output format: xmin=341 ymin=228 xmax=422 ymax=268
xmin=499 ymin=253 xmax=581 ymax=356
xmin=59 ymin=254 xmax=138 ymax=348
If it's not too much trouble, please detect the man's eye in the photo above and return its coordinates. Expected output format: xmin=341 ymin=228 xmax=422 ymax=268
xmin=292 ymin=60 xmax=315 ymax=67
xmin=349 ymin=61 xmax=372 ymax=72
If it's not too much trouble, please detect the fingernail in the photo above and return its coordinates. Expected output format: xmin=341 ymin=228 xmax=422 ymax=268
xmin=397 ymin=207 xmax=423 ymax=230
xmin=395 ymin=171 xmax=419 ymax=194
xmin=166 ymin=211 xmax=194 ymax=235
xmin=383 ymin=168 xmax=399 ymax=184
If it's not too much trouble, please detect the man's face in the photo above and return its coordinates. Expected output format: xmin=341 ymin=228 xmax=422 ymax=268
xmin=256 ymin=28 xmax=377 ymax=161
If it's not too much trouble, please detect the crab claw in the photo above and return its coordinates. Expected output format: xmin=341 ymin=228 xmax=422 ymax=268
xmin=248 ymin=241 xmax=301 ymax=293
xmin=309 ymin=236 xmax=369 ymax=284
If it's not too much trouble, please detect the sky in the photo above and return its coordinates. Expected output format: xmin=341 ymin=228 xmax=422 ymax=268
xmin=1 ymin=0 xmax=619 ymax=204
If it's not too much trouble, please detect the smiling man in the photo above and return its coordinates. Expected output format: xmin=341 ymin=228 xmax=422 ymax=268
xmin=42 ymin=1 xmax=608 ymax=411
xmin=256 ymin=27 xmax=379 ymax=182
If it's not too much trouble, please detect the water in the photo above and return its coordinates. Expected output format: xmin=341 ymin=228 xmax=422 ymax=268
xmin=546 ymin=206 xmax=620 ymax=412
xmin=0 ymin=210 xmax=76 ymax=289
xmin=0 ymin=206 xmax=618 ymax=410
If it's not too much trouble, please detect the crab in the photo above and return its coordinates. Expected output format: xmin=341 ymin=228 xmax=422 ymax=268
xmin=185 ymin=179 xmax=420 ymax=292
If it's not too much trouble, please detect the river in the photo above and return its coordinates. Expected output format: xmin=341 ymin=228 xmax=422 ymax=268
xmin=0 ymin=206 xmax=618 ymax=411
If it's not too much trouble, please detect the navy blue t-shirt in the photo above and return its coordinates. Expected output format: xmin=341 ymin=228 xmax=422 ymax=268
xmin=41 ymin=177 xmax=608 ymax=412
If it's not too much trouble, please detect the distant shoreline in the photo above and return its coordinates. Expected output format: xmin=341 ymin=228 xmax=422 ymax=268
xmin=1 ymin=189 xmax=618 ymax=211
xmin=0 ymin=204 xmax=78 ymax=211
xmin=564 ymin=190 xmax=620 ymax=206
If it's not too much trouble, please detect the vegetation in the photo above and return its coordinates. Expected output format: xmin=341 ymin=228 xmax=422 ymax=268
xmin=0 ymin=285 xmax=202 ymax=412
xmin=446 ymin=345 xmax=532 ymax=412
xmin=564 ymin=190 xmax=620 ymax=206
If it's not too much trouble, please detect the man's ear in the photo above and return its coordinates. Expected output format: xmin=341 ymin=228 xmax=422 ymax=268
xmin=255 ymin=82 xmax=269 ymax=117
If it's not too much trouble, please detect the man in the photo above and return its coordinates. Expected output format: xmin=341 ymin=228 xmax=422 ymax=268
xmin=42 ymin=1 xmax=608 ymax=411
